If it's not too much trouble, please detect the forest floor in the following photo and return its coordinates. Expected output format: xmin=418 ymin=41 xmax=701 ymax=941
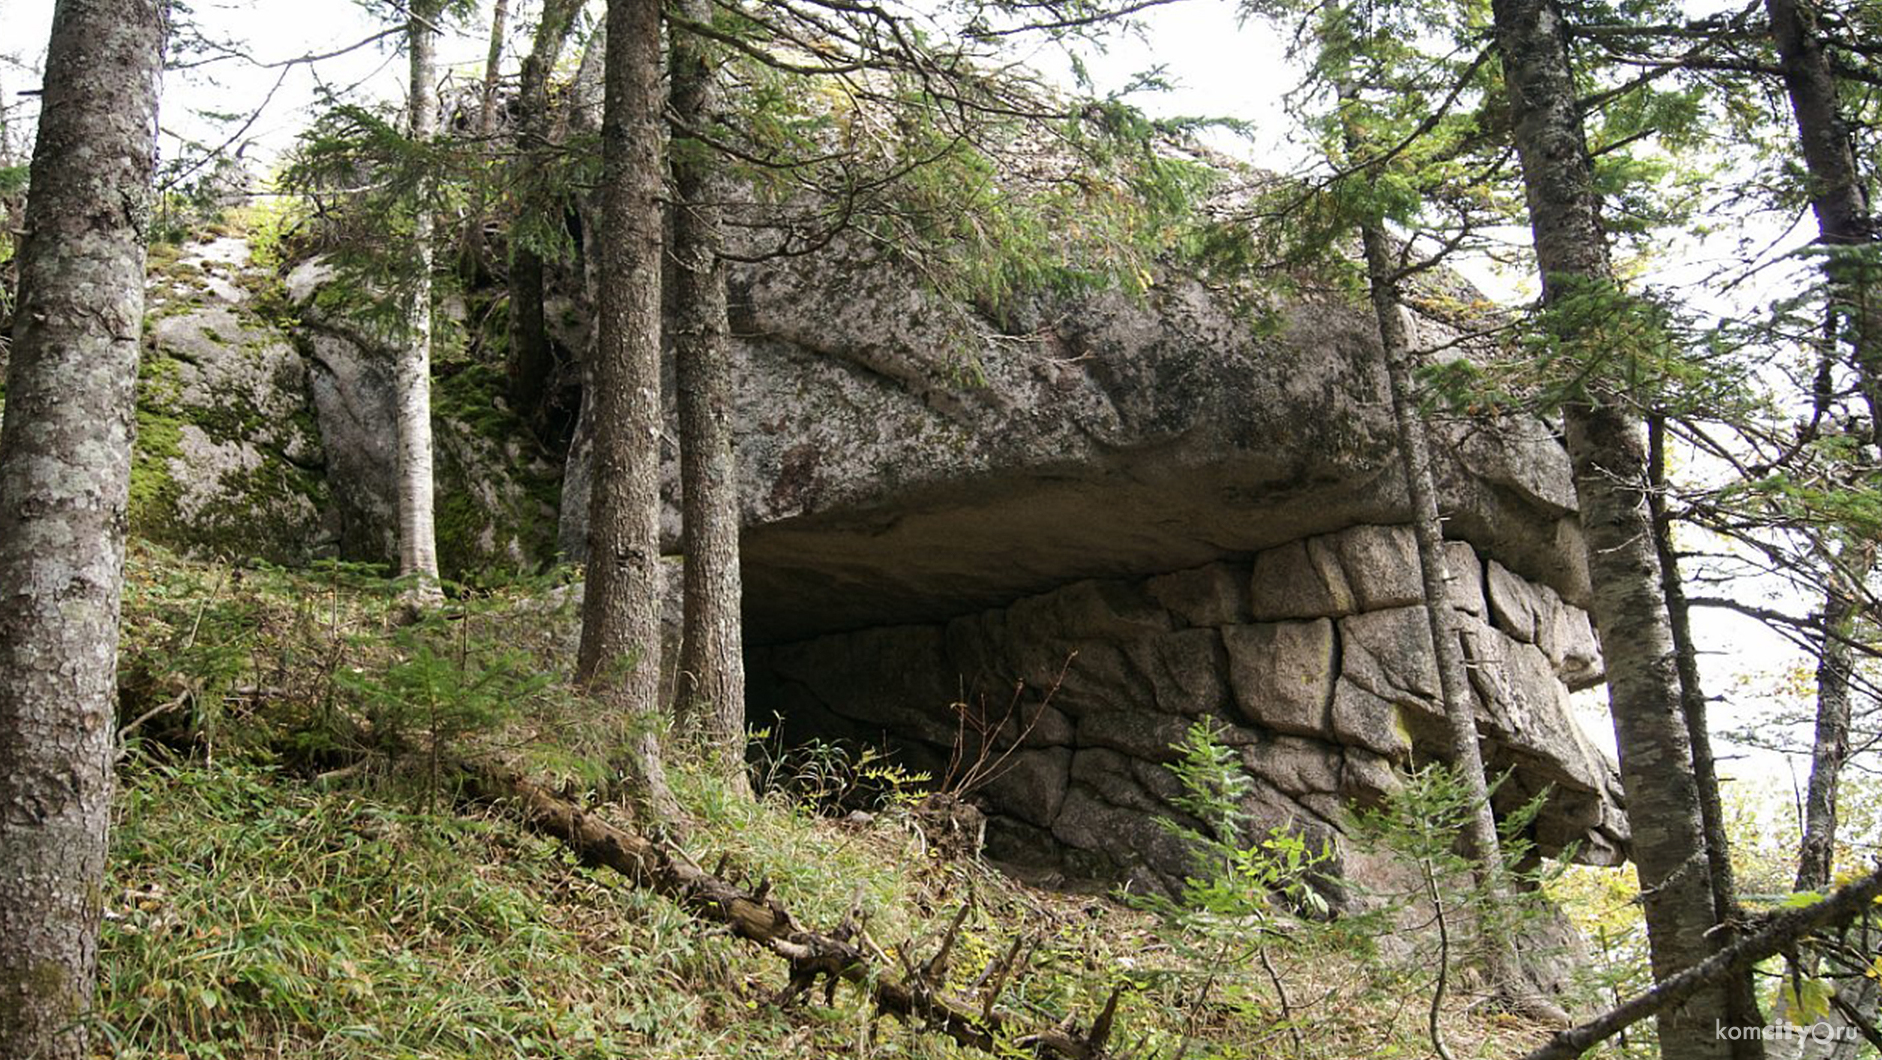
xmin=96 ymin=543 xmax=1589 ymax=1059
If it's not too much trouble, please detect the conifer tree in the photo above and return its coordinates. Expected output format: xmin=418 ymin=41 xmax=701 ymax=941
xmin=0 ymin=2 xmax=165 ymax=1056
xmin=1489 ymin=0 xmax=1736 ymax=1053
xmin=670 ymin=1 xmax=748 ymax=784
xmin=577 ymin=0 xmax=681 ymax=821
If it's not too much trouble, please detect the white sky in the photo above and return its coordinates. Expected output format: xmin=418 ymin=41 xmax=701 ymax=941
xmin=3 ymin=0 xmax=1841 ymax=803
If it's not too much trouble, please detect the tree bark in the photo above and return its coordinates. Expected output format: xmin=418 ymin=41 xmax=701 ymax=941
xmin=459 ymin=0 xmax=510 ymax=275
xmin=578 ymin=0 xmax=679 ymax=822
xmin=1795 ymin=542 xmax=1869 ymax=893
xmin=398 ymin=0 xmax=444 ymax=604
xmin=1765 ymin=0 xmax=1882 ymax=442
xmin=505 ymin=0 xmax=586 ymax=436
xmin=1488 ymin=0 xmax=1732 ymax=1055
xmin=1520 ymin=863 xmax=1882 ymax=1060
xmin=670 ymin=2 xmax=749 ymax=783
xmin=0 ymin=2 xmax=164 ymax=1057
xmin=477 ymin=0 xmax=509 ymax=143
xmin=1762 ymin=4 xmax=1882 ymax=1050
xmin=1649 ymin=415 xmax=1767 ymax=1056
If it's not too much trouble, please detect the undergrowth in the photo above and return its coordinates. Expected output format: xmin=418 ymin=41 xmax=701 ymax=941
xmin=100 ymin=544 xmax=1569 ymax=1059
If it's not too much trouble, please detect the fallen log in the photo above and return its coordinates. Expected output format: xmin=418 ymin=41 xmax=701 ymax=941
xmin=454 ymin=757 xmax=1123 ymax=1059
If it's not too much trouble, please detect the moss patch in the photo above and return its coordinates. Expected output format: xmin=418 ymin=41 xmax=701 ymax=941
xmin=130 ymin=321 xmax=329 ymax=563
xmin=430 ymin=362 xmax=562 ymax=578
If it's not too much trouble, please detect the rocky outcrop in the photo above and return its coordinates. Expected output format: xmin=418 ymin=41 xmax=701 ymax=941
xmin=134 ymin=237 xmax=329 ymax=560
xmin=560 ymin=240 xmax=1590 ymax=642
xmin=124 ymin=241 xmax=560 ymax=574
xmin=284 ymin=261 xmax=562 ymax=574
xmin=135 ymin=227 xmax=1624 ymax=904
xmin=750 ymin=525 xmax=1625 ymax=900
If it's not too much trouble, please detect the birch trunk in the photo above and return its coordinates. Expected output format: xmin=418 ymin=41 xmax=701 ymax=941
xmin=670 ymin=1 xmax=749 ymax=784
xmin=0 ymin=2 xmax=164 ymax=1056
xmin=1488 ymin=0 xmax=1733 ymax=1053
xmin=398 ymin=1 xmax=443 ymax=603
xmin=578 ymin=0 xmax=679 ymax=821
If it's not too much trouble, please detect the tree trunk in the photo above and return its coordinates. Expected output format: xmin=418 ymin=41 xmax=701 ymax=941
xmin=460 ymin=0 xmax=510 ymax=275
xmin=578 ymin=0 xmax=679 ymax=822
xmin=477 ymin=0 xmax=509 ymax=142
xmin=0 ymin=2 xmax=164 ymax=1057
xmin=1796 ymin=543 xmax=1868 ymax=894
xmin=398 ymin=1 xmax=444 ymax=604
xmin=1649 ymin=415 xmax=1767 ymax=1055
xmin=670 ymin=2 xmax=749 ymax=784
xmin=1766 ymin=0 xmax=1882 ymax=450
xmin=1763 ymin=5 xmax=1882 ymax=1051
xmin=1488 ymin=0 xmax=1732 ymax=1055
xmin=505 ymin=0 xmax=586 ymax=436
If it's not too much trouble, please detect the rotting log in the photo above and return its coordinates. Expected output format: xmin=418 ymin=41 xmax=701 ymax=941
xmin=453 ymin=757 xmax=1122 ymax=1059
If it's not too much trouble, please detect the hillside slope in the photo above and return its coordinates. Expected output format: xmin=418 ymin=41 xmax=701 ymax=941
xmin=99 ymin=545 xmax=1576 ymax=1059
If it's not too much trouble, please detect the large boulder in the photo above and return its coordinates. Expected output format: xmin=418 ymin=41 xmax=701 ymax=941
xmin=137 ymin=224 xmax=1625 ymax=906
xmin=124 ymin=242 xmax=561 ymax=576
xmin=132 ymin=237 xmax=329 ymax=561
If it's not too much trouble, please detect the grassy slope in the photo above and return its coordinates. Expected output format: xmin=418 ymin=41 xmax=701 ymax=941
xmin=98 ymin=544 xmax=1564 ymax=1060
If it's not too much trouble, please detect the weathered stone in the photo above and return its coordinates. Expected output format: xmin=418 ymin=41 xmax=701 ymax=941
xmin=1339 ymin=606 xmax=1442 ymax=715
xmin=983 ymin=815 xmax=1064 ymax=875
xmin=134 ymin=241 xmax=331 ymax=561
xmin=1250 ymin=538 xmax=1355 ymax=620
xmin=1223 ymin=619 xmax=1337 ymax=737
xmin=1338 ymin=747 xmax=1402 ymax=805
xmin=1328 ymin=524 xmax=1425 ymax=612
xmin=1488 ymin=559 xmax=1604 ymax=689
xmin=1486 ymin=559 xmax=1543 ymax=643
xmin=750 ymin=545 xmax=1626 ymax=889
xmin=1121 ymin=628 xmax=1231 ymax=717
xmin=1238 ymin=734 xmax=1344 ymax=796
xmin=1146 ymin=562 xmax=1252 ymax=627
xmin=169 ymin=235 xmax=1626 ymax=910
xmin=1073 ymin=709 xmax=1195 ymax=764
xmin=971 ymin=746 xmax=1072 ymax=829
xmin=1539 ymin=599 xmax=1604 ymax=690
xmin=1441 ymin=540 xmax=1486 ymax=617
xmin=1330 ymin=679 xmax=1413 ymax=759
xmin=1051 ymin=785 xmax=1197 ymax=877
xmin=721 ymin=248 xmax=1594 ymax=641
xmin=1462 ymin=624 xmax=1607 ymax=795
xmin=1003 ymin=579 xmax=1172 ymax=642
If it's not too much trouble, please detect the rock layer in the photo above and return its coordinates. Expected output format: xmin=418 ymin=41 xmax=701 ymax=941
xmin=750 ymin=524 xmax=1626 ymax=899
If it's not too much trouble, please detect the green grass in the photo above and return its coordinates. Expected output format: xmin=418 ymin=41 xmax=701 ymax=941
xmin=99 ymin=545 xmax=1569 ymax=1060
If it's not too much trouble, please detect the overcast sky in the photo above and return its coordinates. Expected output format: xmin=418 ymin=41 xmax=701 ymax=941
xmin=4 ymin=0 xmax=1295 ymax=170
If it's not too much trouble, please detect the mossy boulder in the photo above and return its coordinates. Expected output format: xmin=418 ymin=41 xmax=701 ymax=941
xmin=285 ymin=259 xmax=561 ymax=578
xmin=133 ymin=236 xmax=329 ymax=561
xmin=127 ymin=240 xmax=559 ymax=577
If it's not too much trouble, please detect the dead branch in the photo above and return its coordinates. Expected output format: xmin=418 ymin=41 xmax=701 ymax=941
xmin=1520 ymin=864 xmax=1882 ymax=1060
xmin=453 ymin=756 xmax=1123 ymax=1059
